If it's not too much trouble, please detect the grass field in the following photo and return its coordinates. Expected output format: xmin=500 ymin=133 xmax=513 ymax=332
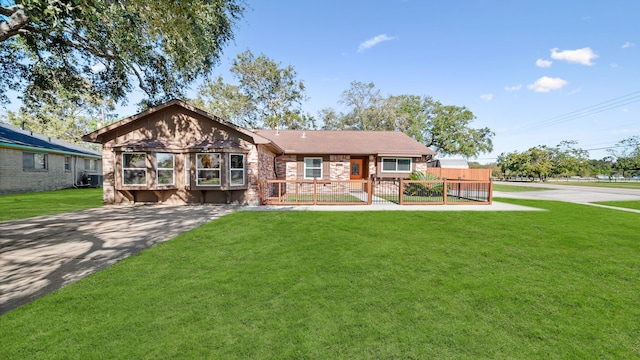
xmin=547 ymin=181 xmax=640 ymax=189
xmin=1 ymin=199 xmax=639 ymax=359
xmin=493 ymin=184 xmax=553 ymax=192
xmin=593 ymin=200 xmax=640 ymax=210
xmin=0 ymin=188 xmax=103 ymax=222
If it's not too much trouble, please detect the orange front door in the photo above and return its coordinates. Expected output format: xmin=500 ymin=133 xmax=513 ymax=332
xmin=350 ymin=159 xmax=363 ymax=190
xmin=350 ymin=159 xmax=363 ymax=180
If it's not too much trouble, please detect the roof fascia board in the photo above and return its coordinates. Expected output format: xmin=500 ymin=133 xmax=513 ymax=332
xmin=0 ymin=142 xmax=101 ymax=158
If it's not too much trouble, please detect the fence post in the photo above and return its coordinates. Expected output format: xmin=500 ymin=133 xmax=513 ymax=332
xmin=488 ymin=180 xmax=493 ymax=204
xmin=399 ymin=179 xmax=404 ymax=205
xmin=367 ymin=179 xmax=372 ymax=205
xmin=313 ymin=179 xmax=317 ymax=205
xmin=443 ymin=178 xmax=448 ymax=204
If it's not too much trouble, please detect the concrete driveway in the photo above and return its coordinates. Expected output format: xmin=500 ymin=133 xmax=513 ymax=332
xmin=0 ymin=205 xmax=235 ymax=315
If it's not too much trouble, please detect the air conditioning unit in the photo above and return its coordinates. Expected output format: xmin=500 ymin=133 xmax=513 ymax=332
xmin=88 ymin=174 xmax=103 ymax=187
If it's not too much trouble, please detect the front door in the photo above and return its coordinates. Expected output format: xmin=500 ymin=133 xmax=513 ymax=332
xmin=350 ymin=158 xmax=363 ymax=190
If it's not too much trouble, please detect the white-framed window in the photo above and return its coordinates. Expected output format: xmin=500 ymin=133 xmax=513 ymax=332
xmin=64 ymin=156 xmax=71 ymax=171
xmin=229 ymin=153 xmax=245 ymax=186
xmin=23 ymin=152 xmax=47 ymax=171
xmin=156 ymin=153 xmax=175 ymax=185
xmin=84 ymin=158 xmax=94 ymax=171
xmin=185 ymin=155 xmax=190 ymax=188
xmin=196 ymin=153 xmax=221 ymax=186
xmin=122 ymin=152 xmax=147 ymax=185
xmin=304 ymin=157 xmax=322 ymax=179
xmin=382 ymin=157 xmax=412 ymax=172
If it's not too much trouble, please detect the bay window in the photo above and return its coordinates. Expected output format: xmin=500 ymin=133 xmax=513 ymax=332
xmin=196 ymin=153 xmax=221 ymax=186
xmin=156 ymin=153 xmax=175 ymax=185
xmin=123 ymin=153 xmax=147 ymax=185
xmin=230 ymin=154 xmax=245 ymax=186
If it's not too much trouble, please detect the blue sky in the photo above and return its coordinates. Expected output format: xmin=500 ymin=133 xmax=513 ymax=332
xmin=203 ymin=0 xmax=639 ymax=163
xmin=9 ymin=0 xmax=640 ymax=163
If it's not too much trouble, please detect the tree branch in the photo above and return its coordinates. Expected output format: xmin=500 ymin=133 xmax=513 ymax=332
xmin=0 ymin=5 xmax=30 ymax=42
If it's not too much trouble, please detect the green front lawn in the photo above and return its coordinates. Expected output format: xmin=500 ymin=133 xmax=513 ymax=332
xmin=2 ymin=199 xmax=639 ymax=358
xmin=593 ymin=200 xmax=640 ymax=210
xmin=0 ymin=188 xmax=103 ymax=222
xmin=283 ymin=194 xmax=364 ymax=203
xmin=493 ymin=184 xmax=553 ymax=192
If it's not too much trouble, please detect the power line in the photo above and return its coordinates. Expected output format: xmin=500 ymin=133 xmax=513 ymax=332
xmin=508 ymin=90 xmax=640 ymax=133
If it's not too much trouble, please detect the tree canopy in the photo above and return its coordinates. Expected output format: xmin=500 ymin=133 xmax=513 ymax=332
xmin=0 ymin=0 xmax=245 ymax=107
xmin=608 ymin=136 xmax=640 ymax=176
xmin=3 ymin=83 xmax=116 ymax=146
xmin=497 ymin=141 xmax=590 ymax=181
xmin=320 ymin=81 xmax=494 ymax=158
xmin=193 ymin=50 xmax=312 ymax=129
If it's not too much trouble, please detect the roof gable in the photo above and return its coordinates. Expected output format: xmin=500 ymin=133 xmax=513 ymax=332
xmin=0 ymin=123 xmax=101 ymax=158
xmin=82 ymin=99 xmax=275 ymax=148
xmin=254 ymin=130 xmax=435 ymax=157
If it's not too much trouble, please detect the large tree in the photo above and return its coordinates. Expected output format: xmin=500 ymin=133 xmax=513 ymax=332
xmin=193 ymin=50 xmax=313 ymax=129
xmin=3 ymin=83 xmax=116 ymax=146
xmin=608 ymin=136 xmax=640 ymax=176
xmin=320 ymin=81 xmax=494 ymax=158
xmin=497 ymin=141 xmax=589 ymax=181
xmin=0 ymin=0 xmax=245 ymax=107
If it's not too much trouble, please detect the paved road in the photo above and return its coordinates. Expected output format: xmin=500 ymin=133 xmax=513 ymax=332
xmin=494 ymin=181 xmax=640 ymax=212
xmin=0 ymin=205 xmax=235 ymax=315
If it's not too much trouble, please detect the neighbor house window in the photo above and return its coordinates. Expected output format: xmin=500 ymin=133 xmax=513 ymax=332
xmin=196 ymin=153 xmax=221 ymax=186
xmin=64 ymin=157 xmax=71 ymax=171
xmin=229 ymin=154 xmax=245 ymax=186
xmin=84 ymin=158 xmax=93 ymax=171
xmin=156 ymin=153 xmax=175 ymax=185
xmin=122 ymin=152 xmax=147 ymax=185
xmin=23 ymin=152 xmax=47 ymax=170
xmin=382 ymin=158 xmax=411 ymax=172
xmin=304 ymin=157 xmax=322 ymax=179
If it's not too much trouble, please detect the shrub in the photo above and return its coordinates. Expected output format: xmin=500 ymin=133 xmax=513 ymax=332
xmin=404 ymin=171 xmax=444 ymax=196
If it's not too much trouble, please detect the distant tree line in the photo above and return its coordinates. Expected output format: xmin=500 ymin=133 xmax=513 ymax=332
xmin=497 ymin=137 xmax=640 ymax=181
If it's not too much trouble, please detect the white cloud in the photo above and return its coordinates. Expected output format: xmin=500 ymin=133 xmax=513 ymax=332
xmin=504 ymin=84 xmax=522 ymax=92
xmin=480 ymin=93 xmax=493 ymax=102
xmin=358 ymin=34 xmax=395 ymax=52
xmin=550 ymin=47 xmax=598 ymax=66
xmin=527 ymin=76 xmax=568 ymax=93
xmin=622 ymin=42 xmax=635 ymax=49
xmin=91 ymin=63 xmax=106 ymax=73
xmin=536 ymin=59 xmax=552 ymax=68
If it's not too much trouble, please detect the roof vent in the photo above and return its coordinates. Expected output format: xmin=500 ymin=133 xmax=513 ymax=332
xmin=301 ymin=131 xmax=306 ymax=138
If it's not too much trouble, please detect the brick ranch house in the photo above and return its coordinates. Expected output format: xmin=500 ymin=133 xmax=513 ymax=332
xmin=1 ymin=122 xmax=102 ymax=195
xmin=82 ymin=99 xmax=438 ymax=205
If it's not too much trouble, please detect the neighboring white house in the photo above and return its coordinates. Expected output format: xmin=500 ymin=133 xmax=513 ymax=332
xmin=0 ymin=122 xmax=102 ymax=194
xmin=428 ymin=158 xmax=469 ymax=169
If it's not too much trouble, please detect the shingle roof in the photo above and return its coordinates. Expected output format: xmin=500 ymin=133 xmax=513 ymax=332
xmin=254 ymin=130 xmax=435 ymax=157
xmin=0 ymin=122 xmax=101 ymax=158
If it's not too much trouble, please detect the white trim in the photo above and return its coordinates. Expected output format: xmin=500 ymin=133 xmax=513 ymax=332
xmin=184 ymin=154 xmax=190 ymax=189
xmin=229 ymin=153 xmax=245 ymax=186
xmin=381 ymin=157 xmax=412 ymax=173
xmin=122 ymin=152 xmax=147 ymax=185
xmin=304 ymin=157 xmax=323 ymax=179
xmin=196 ymin=153 xmax=221 ymax=186
xmin=156 ymin=153 xmax=175 ymax=186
